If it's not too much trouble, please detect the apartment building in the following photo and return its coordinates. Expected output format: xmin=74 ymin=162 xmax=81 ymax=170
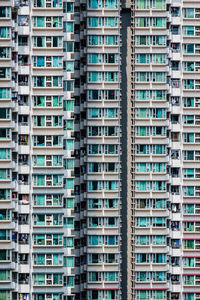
xmin=0 ymin=0 xmax=121 ymax=300
xmin=121 ymin=0 xmax=200 ymax=299
xmin=3 ymin=0 xmax=200 ymax=299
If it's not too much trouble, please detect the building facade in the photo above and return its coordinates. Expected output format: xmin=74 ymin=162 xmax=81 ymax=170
xmin=123 ymin=0 xmax=200 ymax=299
xmin=0 ymin=0 xmax=121 ymax=300
xmin=1 ymin=0 xmax=200 ymax=300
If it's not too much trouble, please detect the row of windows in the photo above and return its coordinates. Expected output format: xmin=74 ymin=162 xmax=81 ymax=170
xmin=88 ymin=53 xmax=119 ymax=64
xmin=135 ymin=17 xmax=166 ymax=28
xmin=88 ymin=0 xmax=118 ymax=9
xmin=88 ymin=35 xmax=119 ymax=46
xmin=88 ymin=108 xmax=119 ymax=118
xmin=136 ymin=217 xmax=166 ymax=227
xmin=90 ymin=290 xmax=120 ymax=300
xmin=33 ymin=0 xmax=62 ymax=8
xmin=88 ymin=235 xmax=119 ymax=246
xmin=33 ymin=214 xmax=64 ymax=226
xmin=33 ymin=155 xmax=62 ymax=167
xmin=136 ymin=35 xmax=166 ymax=46
xmin=88 ymin=180 xmax=119 ymax=191
xmin=136 ymin=90 xmax=166 ymax=101
xmin=136 ymin=199 xmax=166 ymax=209
xmin=33 ymin=115 xmax=63 ymax=127
xmin=136 ymin=144 xmax=166 ymax=155
xmin=33 ymin=16 xmax=62 ymax=28
xmin=87 ymin=17 xmax=119 ymax=28
xmin=136 ymin=253 xmax=166 ymax=264
xmin=33 ymin=195 xmax=73 ymax=208
xmin=88 ymin=89 xmax=119 ymax=100
xmin=136 ymin=53 xmax=166 ymax=64
xmin=88 ymin=162 xmax=119 ymax=173
xmin=136 ymin=291 xmax=200 ymax=300
xmin=136 ymin=290 xmax=166 ymax=300
xmin=88 ymin=198 xmax=119 ymax=209
xmin=136 ymin=72 xmax=166 ymax=83
xmin=88 ymin=144 xmax=119 ymax=155
xmin=136 ymin=108 xmax=166 ymax=118
xmin=33 ymin=56 xmax=63 ymax=68
xmin=88 ymin=126 xmax=119 ymax=137
xmin=136 ymin=130 xmax=200 ymax=141
xmin=136 ymin=126 xmax=166 ymax=137
xmin=136 ymin=271 xmax=166 ymax=282
xmin=136 ymin=163 xmax=166 ymax=173
xmin=135 ymin=183 xmax=200 ymax=196
xmin=88 ymin=71 xmax=119 ymax=82
xmin=88 ymin=272 xmax=119 ymax=282
xmin=88 ymin=217 xmax=119 ymax=227
xmin=136 ymin=0 xmax=166 ymax=10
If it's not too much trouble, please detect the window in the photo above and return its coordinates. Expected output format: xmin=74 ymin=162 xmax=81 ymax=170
xmin=184 ymin=97 xmax=194 ymax=107
xmin=64 ymin=81 xmax=74 ymax=91
xmin=0 ymin=291 xmax=10 ymax=300
xmin=136 ymin=217 xmax=150 ymax=227
xmin=183 ymin=79 xmax=194 ymax=90
xmin=0 ymin=7 xmax=10 ymax=18
xmin=136 ymin=126 xmax=150 ymax=137
xmin=184 ymin=204 xmax=194 ymax=214
xmin=136 ymin=17 xmax=150 ymax=27
xmin=0 ymin=68 xmax=10 ymax=79
xmin=183 ymin=169 xmax=194 ymax=178
xmin=63 ymin=41 xmax=74 ymax=52
xmin=136 ymin=290 xmax=150 ymax=300
xmin=184 ymin=26 xmax=194 ymax=36
xmin=0 ymin=27 xmax=10 ymax=38
xmin=152 ymin=17 xmax=166 ymax=28
xmin=183 ymin=133 xmax=194 ymax=143
xmin=136 ymin=235 xmax=150 ymax=246
xmin=136 ymin=90 xmax=150 ymax=101
xmin=184 ymin=44 xmax=194 ymax=54
xmin=64 ymin=61 xmax=74 ymax=72
xmin=136 ymin=272 xmax=150 ymax=282
xmin=184 ymin=8 xmax=195 ymax=18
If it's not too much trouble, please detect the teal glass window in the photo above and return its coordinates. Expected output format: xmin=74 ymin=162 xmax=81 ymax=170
xmin=64 ymin=61 xmax=74 ymax=72
xmin=184 ymin=8 xmax=195 ymax=18
xmin=183 ymin=186 xmax=194 ymax=196
xmin=184 ymin=204 xmax=194 ymax=214
xmin=104 ymin=35 xmax=118 ymax=45
xmin=136 ymin=54 xmax=150 ymax=64
xmin=184 ymin=97 xmax=194 ymax=107
xmin=33 ymin=16 xmax=45 ymax=27
xmin=136 ymin=90 xmax=150 ymax=100
xmin=63 ymin=41 xmax=74 ymax=52
xmin=184 ymin=79 xmax=194 ymax=89
xmin=152 ymin=17 xmax=166 ymax=28
xmin=184 ymin=44 xmax=194 ymax=54
xmin=136 ymin=0 xmax=150 ymax=9
xmin=184 ymin=26 xmax=194 ymax=36
xmin=66 ymin=22 xmax=73 ymax=32
xmin=136 ymin=181 xmax=150 ymax=191
xmin=104 ymin=17 xmax=118 ymax=27
xmin=105 ymin=0 xmax=118 ymax=8
xmin=136 ymin=126 xmax=150 ymax=136
xmin=0 ymin=88 xmax=10 ymax=99
xmin=0 ymin=27 xmax=10 ymax=38
xmin=66 ymin=179 xmax=74 ymax=189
